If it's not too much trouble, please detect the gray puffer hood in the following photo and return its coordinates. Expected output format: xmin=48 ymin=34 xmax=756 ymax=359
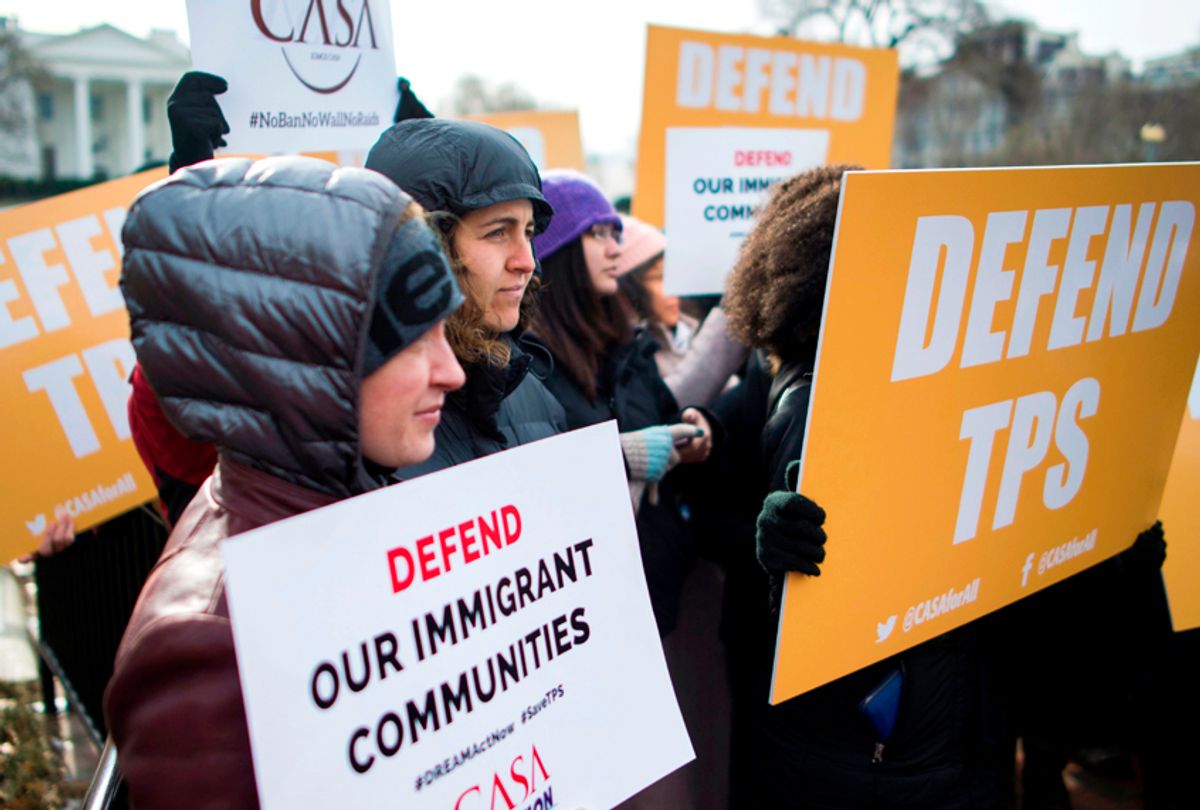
xmin=121 ymin=156 xmax=455 ymax=498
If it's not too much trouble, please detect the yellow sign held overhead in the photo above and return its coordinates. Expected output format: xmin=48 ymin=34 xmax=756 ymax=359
xmin=633 ymin=25 xmax=898 ymax=295
xmin=772 ymin=164 xmax=1200 ymax=704
xmin=1 ymin=169 xmax=168 ymax=560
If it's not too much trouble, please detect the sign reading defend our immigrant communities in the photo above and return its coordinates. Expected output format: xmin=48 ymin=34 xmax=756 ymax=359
xmin=186 ymin=0 xmax=400 ymax=154
xmin=632 ymin=25 xmax=898 ymax=296
xmin=0 ymin=170 xmax=166 ymax=562
xmin=468 ymin=111 xmax=586 ymax=173
xmin=771 ymin=164 xmax=1200 ymax=704
xmin=1161 ymin=356 xmax=1200 ymax=632
xmin=222 ymin=423 xmax=694 ymax=809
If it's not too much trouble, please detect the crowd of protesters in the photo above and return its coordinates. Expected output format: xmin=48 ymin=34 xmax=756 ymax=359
xmin=18 ymin=70 xmax=1183 ymax=809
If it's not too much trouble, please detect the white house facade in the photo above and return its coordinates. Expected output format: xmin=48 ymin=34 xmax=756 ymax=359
xmin=3 ymin=19 xmax=189 ymax=180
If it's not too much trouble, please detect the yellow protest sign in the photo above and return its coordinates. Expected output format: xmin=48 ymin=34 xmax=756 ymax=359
xmin=1 ymin=169 xmax=165 ymax=561
xmin=772 ymin=164 xmax=1200 ymax=704
xmin=1162 ymin=356 xmax=1200 ymax=631
xmin=467 ymin=110 xmax=585 ymax=172
xmin=633 ymin=25 xmax=898 ymax=294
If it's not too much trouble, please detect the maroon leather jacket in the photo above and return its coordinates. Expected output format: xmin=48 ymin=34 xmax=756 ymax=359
xmin=103 ymin=458 xmax=335 ymax=809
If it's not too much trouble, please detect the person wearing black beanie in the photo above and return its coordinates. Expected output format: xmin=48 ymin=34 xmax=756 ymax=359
xmin=364 ymin=118 xmax=568 ymax=479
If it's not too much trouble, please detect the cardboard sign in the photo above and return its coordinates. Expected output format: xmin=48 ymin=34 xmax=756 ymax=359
xmin=186 ymin=0 xmax=399 ymax=153
xmin=0 ymin=170 xmax=166 ymax=561
xmin=222 ymin=423 xmax=693 ymax=809
xmin=772 ymin=164 xmax=1200 ymax=704
xmin=1162 ymin=355 xmax=1200 ymax=632
xmin=468 ymin=111 xmax=585 ymax=172
xmin=632 ymin=25 xmax=898 ymax=295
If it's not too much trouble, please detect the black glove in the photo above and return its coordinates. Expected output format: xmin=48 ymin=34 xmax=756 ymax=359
xmin=393 ymin=77 xmax=434 ymax=123
xmin=1122 ymin=520 xmax=1166 ymax=572
xmin=756 ymin=490 xmax=827 ymax=577
xmin=167 ymin=71 xmax=230 ymax=172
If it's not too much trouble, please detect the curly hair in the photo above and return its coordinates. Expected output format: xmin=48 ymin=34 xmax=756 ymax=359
xmin=433 ymin=214 xmax=541 ymax=368
xmin=724 ymin=164 xmax=860 ymax=365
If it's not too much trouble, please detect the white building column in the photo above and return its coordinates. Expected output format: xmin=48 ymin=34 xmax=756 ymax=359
xmin=72 ymin=75 xmax=94 ymax=179
xmin=125 ymin=79 xmax=145 ymax=173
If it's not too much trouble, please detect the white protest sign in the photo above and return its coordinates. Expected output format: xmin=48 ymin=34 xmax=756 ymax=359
xmin=222 ymin=422 xmax=693 ymax=809
xmin=186 ymin=0 xmax=398 ymax=153
xmin=663 ymin=126 xmax=829 ymax=295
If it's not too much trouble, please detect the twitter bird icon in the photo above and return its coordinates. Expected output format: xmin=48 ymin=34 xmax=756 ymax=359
xmin=876 ymin=615 xmax=897 ymax=643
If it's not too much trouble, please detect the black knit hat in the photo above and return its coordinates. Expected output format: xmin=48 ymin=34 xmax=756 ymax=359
xmin=363 ymin=214 xmax=463 ymax=375
xmin=365 ymin=118 xmax=553 ymax=234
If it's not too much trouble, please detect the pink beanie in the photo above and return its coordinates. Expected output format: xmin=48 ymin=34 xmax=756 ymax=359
xmin=614 ymin=215 xmax=667 ymax=277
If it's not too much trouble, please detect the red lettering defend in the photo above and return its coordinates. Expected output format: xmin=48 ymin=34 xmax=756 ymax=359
xmin=733 ymin=150 xmax=792 ymax=167
xmin=460 ymin=519 xmax=480 ymax=563
xmin=387 ymin=505 xmax=524 ymax=595
xmin=501 ymin=504 xmax=521 ymax=545
xmin=479 ymin=511 xmax=502 ymax=553
xmin=438 ymin=527 xmax=458 ymax=572
xmin=416 ymin=535 xmax=438 ymax=581
xmin=387 ymin=547 xmax=414 ymax=593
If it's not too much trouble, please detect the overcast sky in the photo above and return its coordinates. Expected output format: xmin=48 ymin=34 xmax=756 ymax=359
xmin=3 ymin=1 xmax=1197 ymax=155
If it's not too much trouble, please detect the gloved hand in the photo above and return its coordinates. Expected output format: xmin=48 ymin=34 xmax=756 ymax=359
xmin=393 ymin=77 xmax=434 ymax=123
xmin=167 ymin=71 xmax=230 ymax=172
xmin=619 ymin=424 xmax=699 ymax=483
xmin=756 ymin=490 xmax=827 ymax=577
xmin=1122 ymin=520 xmax=1166 ymax=572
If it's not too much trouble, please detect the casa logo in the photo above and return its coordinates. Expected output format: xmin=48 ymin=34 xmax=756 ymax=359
xmin=454 ymin=744 xmax=554 ymax=810
xmin=250 ymin=0 xmax=380 ymax=94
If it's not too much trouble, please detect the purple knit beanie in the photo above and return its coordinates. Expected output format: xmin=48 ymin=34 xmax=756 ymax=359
xmin=532 ymin=169 xmax=622 ymax=261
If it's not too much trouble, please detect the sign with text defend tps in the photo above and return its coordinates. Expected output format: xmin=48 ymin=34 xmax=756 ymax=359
xmin=632 ymin=25 xmax=898 ymax=296
xmin=770 ymin=164 xmax=1200 ymax=704
xmin=1161 ymin=356 xmax=1200 ymax=632
xmin=222 ymin=423 xmax=693 ymax=809
xmin=186 ymin=0 xmax=400 ymax=154
xmin=468 ymin=111 xmax=586 ymax=173
xmin=0 ymin=169 xmax=166 ymax=561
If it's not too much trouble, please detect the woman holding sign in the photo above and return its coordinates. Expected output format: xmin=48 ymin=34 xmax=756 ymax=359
xmin=106 ymin=156 xmax=466 ymax=810
xmin=711 ymin=164 xmax=1012 ymax=809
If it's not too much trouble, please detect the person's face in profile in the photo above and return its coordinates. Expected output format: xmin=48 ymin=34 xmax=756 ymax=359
xmin=359 ymin=321 xmax=465 ymax=467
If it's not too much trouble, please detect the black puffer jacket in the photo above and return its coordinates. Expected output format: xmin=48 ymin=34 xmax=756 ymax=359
xmin=707 ymin=351 xmax=1008 ymax=810
xmin=395 ymin=336 xmax=566 ymax=478
xmin=529 ymin=327 xmax=677 ymax=432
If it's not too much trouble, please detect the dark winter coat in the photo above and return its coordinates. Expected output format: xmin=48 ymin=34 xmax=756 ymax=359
xmin=107 ymin=157 xmax=432 ymax=810
xmin=528 ymin=327 xmax=697 ymax=634
xmin=706 ymin=350 xmax=1008 ymax=810
xmin=394 ymin=336 xmax=566 ymax=478
xmin=529 ymin=327 xmax=679 ymax=433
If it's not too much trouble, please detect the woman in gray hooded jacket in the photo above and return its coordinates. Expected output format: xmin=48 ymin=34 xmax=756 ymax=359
xmin=105 ymin=155 xmax=465 ymax=810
